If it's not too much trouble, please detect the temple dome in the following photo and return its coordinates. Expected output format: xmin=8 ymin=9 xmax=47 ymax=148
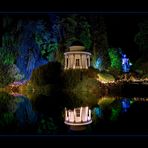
xmin=69 ymin=41 xmax=85 ymax=51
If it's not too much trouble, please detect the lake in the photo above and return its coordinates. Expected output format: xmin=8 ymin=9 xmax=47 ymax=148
xmin=0 ymin=89 xmax=148 ymax=135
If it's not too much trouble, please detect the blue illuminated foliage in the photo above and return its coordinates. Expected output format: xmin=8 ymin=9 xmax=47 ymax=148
xmin=15 ymin=96 xmax=37 ymax=127
xmin=94 ymin=57 xmax=103 ymax=71
xmin=2 ymin=17 xmax=61 ymax=81
xmin=15 ymin=20 xmax=49 ymax=80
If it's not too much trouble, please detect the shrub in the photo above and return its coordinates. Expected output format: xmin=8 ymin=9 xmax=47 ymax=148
xmin=31 ymin=62 xmax=62 ymax=86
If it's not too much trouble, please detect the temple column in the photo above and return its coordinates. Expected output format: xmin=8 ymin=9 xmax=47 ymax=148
xmin=66 ymin=56 xmax=69 ymax=69
xmin=69 ymin=55 xmax=72 ymax=68
xmin=88 ymin=109 xmax=91 ymax=121
xmin=65 ymin=108 xmax=68 ymax=121
xmin=72 ymin=54 xmax=74 ymax=69
xmin=80 ymin=54 xmax=82 ymax=69
xmin=73 ymin=54 xmax=75 ymax=69
xmin=65 ymin=55 xmax=68 ymax=69
xmin=88 ymin=55 xmax=90 ymax=67
xmin=85 ymin=55 xmax=88 ymax=69
xmin=64 ymin=56 xmax=66 ymax=69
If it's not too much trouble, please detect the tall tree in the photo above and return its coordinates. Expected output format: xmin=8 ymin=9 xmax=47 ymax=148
xmin=2 ymin=16 xmax=53 ymax=80
xmin=77 ymin=16 xmax=92 ymax=49
xmin=90 ymin=16 xmax=109 ymax=71
xmin=54 ymin=15 xmax=92 ymax=65
xmin=59 ymin=14 xmax=78 ymax=48
xmin=135 ymin=20 xmax=148 ymax=58
xmin=49 ymin=15 xmax=65 ymax=65
xmin=2 ymin=16 xmax=18 ymax=65
xmin=56 ymin=15 xmax=92 ymax=49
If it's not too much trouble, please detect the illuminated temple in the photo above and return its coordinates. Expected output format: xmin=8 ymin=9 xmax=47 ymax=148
xmin=64 ymin=42 xmax=91 ymax=69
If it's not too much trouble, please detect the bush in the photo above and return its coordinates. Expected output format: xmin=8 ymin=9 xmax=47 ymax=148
xmin=63 ymin=69 xmax=82 ymax=89
xmin=107 ymin=67 xmax=122 ymax=80
xmin=63 ymin=68 xmax=99 ymax=90
xmin=97 ymin=72 xmax=115 ymax=83
xmin=0 ymin=63 xmax=14 ymax=87
xmin=31 ymin=62 xmax=62 ymax=86
xmin=37 ymin=116 xmax=57 ymax=134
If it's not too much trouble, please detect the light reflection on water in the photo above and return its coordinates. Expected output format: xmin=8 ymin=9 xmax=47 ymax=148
xmin=0 ymin=91 xmax=148 ymax=134
xmin=91 ymin=96 xmax=148 ymax=134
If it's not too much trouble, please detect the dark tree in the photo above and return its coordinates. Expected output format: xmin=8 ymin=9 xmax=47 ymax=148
xmin=135 ymin=20 xmax=148 ymax=57
xmin=90 ymin=16 xmax=109 ymax=71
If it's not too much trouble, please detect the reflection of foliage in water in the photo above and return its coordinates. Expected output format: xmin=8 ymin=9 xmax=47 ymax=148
xmin=15 ymin=96 xmax=37 ymax=128
xmin=110 ymin=108 xmax=120 ymax=121
xmin=98 ymin=97 xmax=115 ymax=109
xmin=0 ymin=92 xmax=17 ymax=132
xmin=91 ymin=106 xmax=103 ymax=126
xmin=0 ymin=92 xmax=15 ymax=112
xmin=0 ymin=112 xmax=15 ymax=127
xmin=0 ymin=92 xmax=38 ymax=133
xmin=8 ymin=97 xmax=22 ymax=113
xmin=97 ymin=97 xmax=122 ymax=122
xmin=37 ymin=116 xmax=57 ymax=134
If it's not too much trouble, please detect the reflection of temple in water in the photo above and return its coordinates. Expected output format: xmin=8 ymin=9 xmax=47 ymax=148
xmin=64 ymin=107 xmax=92 ymax=131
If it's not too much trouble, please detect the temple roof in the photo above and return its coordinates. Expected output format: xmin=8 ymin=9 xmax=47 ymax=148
xmin=69 ymin=41 xmax=85 ymax=51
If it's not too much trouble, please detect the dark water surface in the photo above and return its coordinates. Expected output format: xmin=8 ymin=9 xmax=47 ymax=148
xmin=0 ymin=89 xmax=148 ymax=135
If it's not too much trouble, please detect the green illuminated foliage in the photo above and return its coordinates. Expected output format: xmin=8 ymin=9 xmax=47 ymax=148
xmin=0 ymin=48 xmax=16 ymax=65
xmin=2 ymin=17 xmax=18 ymax=65
xmin=108 ymin=48 xmax=121 ymax=71
xmin=0 ymin=63 xmax=23 ymax=87
xmin=34 ymin=22 xmax=59 ymax=61
xmin=0 ymin=63 xmax=14 ymax=87
xmin=7 ymin=64 xmax=24 ymax=81
xmin=3 ymin=17 xmax=59 ymax=63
